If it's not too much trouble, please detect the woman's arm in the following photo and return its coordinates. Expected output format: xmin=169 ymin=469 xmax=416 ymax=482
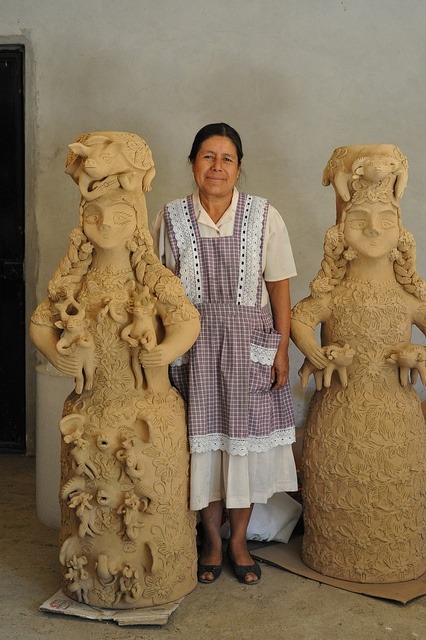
xmin=266 ymin=278 xmax=291 ymax=390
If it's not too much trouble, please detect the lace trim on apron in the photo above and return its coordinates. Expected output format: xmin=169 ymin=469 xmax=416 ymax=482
xmin=164 ymin=197 xmax=202 ymax=304
xmin=250 ymin=343 xmax=278 ymax=365
xmin=237 ymin=195 xmax=266 ymax=306
xmin=189 ymin=429 xmax=296 ymax=456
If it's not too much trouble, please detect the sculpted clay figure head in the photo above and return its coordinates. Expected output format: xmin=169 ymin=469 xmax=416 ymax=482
xmin=82 ymin=193 xmax=138 ymax=253
xmin=352 ymin=155 xmax=401 ymax=183
xmin=342 ymin=200 xmax=400 ymax=262
xmin=309 ymin=145 xmax=425 ymax=302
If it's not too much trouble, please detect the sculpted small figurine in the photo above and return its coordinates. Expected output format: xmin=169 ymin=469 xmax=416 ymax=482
xmin=65 ymin=131 xmax=156 ymax=220
xmin=30 ymin=132 xmax=200 ymax=607
xmin=291 ymin=145 xmax=426 ymax=583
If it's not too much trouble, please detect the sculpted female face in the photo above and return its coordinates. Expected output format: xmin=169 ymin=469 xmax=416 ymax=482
xmin=343 ymin=201 xmax=400 ymax=260
xmin=82 ymin=198 xmax=136 ymax=250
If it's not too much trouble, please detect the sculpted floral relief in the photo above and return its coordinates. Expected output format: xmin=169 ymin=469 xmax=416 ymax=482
xmin=30 ymin=132 xmax=200 ymax=607
xmin=291 ymin=144 xmax=426 ymax=583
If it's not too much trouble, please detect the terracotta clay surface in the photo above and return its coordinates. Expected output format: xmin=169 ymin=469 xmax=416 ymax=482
xmin=291 ymin=145 xmax=426 ymax=583
xmin=30 ymin=132 xmax=200 ymax=607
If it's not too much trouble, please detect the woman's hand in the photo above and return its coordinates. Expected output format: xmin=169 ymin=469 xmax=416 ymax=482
xmin=270 ymin=345 xmax=289 ymax=391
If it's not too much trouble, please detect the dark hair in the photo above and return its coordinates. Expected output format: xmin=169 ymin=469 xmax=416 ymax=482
xmin=188 ymin=123 xmax=243 ymax=165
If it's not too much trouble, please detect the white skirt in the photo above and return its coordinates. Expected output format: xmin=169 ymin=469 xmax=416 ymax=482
xmin=190 ymin=444 xmax=298 ymax=510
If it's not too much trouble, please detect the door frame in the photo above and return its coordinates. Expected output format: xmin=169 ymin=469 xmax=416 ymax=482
xmin=0 ymin=37 xmax=37 ymax=453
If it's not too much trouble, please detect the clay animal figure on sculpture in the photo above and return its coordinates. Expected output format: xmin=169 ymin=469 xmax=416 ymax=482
xmin=59 ymin=414 xmax=98 ymax=480
xmin=121 ymin=285 xmax=157 ymax=389
xmin=387 ymin=343 xmax=426 ymax=386
xmin=54 ymin=296 xmax=95 ymax=394
xmin=291 ymin=144 xmax=426 ymax=584
xmin=298 ymin=343 xmax=355 ymax=390
xmin=322 ymin=145 xmax=409 ymax=221
xmin=65 ymin=131 xmax=156 ymax=227
xmin=30 ymin=131 xmax=200 ymax=608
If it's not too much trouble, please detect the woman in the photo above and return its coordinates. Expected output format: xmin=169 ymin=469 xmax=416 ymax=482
xmin=151 ymin=123 xmax=298 ymax=584
xmin=291 ymin=145 xmax=426 ymax=583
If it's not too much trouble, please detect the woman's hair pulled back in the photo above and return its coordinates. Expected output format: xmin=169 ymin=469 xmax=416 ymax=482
xmin=188 ymin=122 xmax=243 ymax=165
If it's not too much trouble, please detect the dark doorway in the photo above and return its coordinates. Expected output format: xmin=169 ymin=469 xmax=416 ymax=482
xmin=0 ymin=46 xmax=25 ymax=451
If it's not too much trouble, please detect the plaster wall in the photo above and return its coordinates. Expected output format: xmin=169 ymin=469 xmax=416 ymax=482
xmin=1 ymin=0 xmax=425 ymax=448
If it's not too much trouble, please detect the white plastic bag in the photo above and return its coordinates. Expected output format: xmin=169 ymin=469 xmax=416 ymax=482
xmin=220 ymin=492 xmax=302 ymax=543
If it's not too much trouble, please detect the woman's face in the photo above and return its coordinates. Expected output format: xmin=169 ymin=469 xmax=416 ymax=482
xmin=192 ymin=135 xmax=240 ymax=200
xmin=82 ymin=200 xmax=136 ymax=250
xmin=343 ymin=201 xmax=400 ymax=260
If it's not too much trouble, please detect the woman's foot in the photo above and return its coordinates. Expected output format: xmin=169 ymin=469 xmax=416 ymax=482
xmin=197 ymin=544 xmax=223 ymax=583
xmin=197 ymin=561 xmax=222 ymax=583
xmin=197 ymin=501 xmax=224 ymax=583
xmin=226 ymin=541 xmax=261 ymax=584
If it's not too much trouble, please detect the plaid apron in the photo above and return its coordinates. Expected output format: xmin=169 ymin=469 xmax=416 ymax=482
xmin=164 ymin=193 xmax=295 ymax=456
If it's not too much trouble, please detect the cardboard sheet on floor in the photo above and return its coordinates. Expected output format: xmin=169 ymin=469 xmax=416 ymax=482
xmin=252 ymin=536 xmax=426 ymax=604
xmin=39 ymin=590 xmax=181 ymax=625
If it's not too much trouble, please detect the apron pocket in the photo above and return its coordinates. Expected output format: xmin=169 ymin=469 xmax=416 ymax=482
xmin=250 ymin=328 xmax=281 ymax=365
xmin=249 ymin=328 xmax=281 ymax=393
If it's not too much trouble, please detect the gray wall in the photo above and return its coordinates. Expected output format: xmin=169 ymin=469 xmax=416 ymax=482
xmin=2 ymin=0 xmax=425 ymax=449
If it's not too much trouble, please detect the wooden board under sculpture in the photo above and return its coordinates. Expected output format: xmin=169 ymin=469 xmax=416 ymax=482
xmin=291 ymin=145 xmax=426 ymax=583
xmin=30 ymin=132 xmax=201 ymax=608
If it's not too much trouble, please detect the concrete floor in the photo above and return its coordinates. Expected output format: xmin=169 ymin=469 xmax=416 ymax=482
xmin=1 ymin=453 xmax=424 ymax=640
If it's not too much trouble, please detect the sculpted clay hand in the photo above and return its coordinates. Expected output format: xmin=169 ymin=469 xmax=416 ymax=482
xmin=298 ymin=344 xmax=356 ymax=390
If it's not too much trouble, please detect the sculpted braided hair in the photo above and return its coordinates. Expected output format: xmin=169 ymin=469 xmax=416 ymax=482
xmin=47 ymin=223 xmax=94 ymax=302
xmin=393 ymin=228 xmax=426 ymax=300
xmin=309 ymin=224 xmax=347 ymax=298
